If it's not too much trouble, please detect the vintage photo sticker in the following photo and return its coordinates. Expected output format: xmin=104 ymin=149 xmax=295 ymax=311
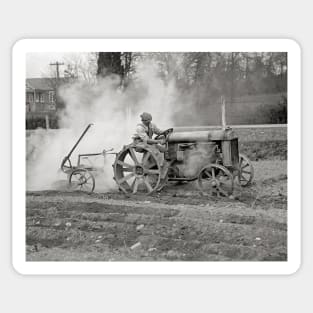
xmin=13 ymin=39 xmax=301 ymax=274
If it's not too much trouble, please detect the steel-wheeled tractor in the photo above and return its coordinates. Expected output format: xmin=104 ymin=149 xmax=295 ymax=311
xmin=113 ymin=127 xmax=254 ymax=197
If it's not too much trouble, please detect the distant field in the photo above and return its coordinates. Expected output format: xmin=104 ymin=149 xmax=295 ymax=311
xmin=235 ymin=126 xmax=287 ymax=142
xmin=208 ymin=93 xmax=287 ymax=125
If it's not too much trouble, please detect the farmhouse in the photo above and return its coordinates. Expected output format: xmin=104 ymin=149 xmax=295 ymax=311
xmin=26 ymin=77 xmax=70 ymax=129
xmin=26 ymin=78 xmax=58 ymax=115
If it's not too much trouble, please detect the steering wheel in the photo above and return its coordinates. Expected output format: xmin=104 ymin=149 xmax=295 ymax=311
xmin=154 ymin=128 xmax=173 ymax=141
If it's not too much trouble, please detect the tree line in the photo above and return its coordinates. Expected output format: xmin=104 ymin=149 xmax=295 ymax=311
xmin=96 ymin=52 xmax=286 ymax=96
xmin=95 ymin=52 xmax=287 ymax=124
xmin=64 ymin=52 xmax=287 ymax=96
xmin=48 ymin=52 xmax=287 ymax=126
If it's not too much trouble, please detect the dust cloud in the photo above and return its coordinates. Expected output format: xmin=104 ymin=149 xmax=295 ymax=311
xmin=26 ymin=61 xmax=184 ymax=191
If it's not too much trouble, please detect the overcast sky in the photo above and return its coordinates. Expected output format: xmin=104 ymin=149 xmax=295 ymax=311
xmin=26 ymin=52 xmax=68 ymax=78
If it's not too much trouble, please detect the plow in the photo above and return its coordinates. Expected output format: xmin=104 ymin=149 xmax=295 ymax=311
xmin=60 ymin=123 xmax=115 ymax=192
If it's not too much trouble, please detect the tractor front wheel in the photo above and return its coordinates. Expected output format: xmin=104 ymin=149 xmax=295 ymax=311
xmin=198 ymin=164 xmax=234 ymax=197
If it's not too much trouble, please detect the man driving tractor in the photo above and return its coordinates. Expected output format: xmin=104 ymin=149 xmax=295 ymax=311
xmin=132 ymin=112 xmax=172 ymax=190
xmin=132 ymin=112 xmax=167 ymax=152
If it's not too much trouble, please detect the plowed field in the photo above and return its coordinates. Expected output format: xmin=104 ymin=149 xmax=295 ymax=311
xmin=26 ymin=160 xmax=287 ymax=261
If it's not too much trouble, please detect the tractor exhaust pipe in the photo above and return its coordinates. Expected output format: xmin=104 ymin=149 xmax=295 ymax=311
xmin=221 ymin=95 xmax=226 ymax=130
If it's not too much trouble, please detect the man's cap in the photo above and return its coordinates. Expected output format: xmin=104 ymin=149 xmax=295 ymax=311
xmin=140 ymin=112 xmax=152 ymax=121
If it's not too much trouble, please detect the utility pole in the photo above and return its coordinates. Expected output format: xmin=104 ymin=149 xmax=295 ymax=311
xmin=49 ymin=61 xmax=64 ymax=112
xmin=50 ymin=61 xmax=64 ymax=81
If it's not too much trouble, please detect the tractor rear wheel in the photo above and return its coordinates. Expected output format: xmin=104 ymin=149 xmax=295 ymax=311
xmin=113 ymin=145 xmax=162 ymax=194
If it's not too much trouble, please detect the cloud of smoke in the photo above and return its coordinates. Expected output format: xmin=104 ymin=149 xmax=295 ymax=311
xmin=26 ymin=61 xmax=181 ymax=191
xmin=174 ymin=142 xmax=218 ymax=178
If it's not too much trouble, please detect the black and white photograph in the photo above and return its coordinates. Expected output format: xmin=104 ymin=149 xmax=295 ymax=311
xmin=11 ymin=39 xmax=300 ymax=274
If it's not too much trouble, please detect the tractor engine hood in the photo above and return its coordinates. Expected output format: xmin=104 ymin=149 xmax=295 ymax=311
xmin=168 ymin=128 xmax=237 ymax=143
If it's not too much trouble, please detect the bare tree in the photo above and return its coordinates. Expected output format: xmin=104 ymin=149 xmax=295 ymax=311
xmin=63 ymin=53 xmax=97 ymax=84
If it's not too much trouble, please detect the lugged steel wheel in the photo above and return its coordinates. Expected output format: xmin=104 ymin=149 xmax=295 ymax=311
xmin=237 ymin=153 xmax=254 ymax=187
xmin=113 ymin=144 xmax=161 ymax=194
xmin=69 ymin=168 xmax=95 ymax=192
xmin=198 ymin=164 xmax=234 ymax=197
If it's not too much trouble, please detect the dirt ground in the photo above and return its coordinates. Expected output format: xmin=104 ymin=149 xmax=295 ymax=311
xmin=26 ymin=160 xmax=287 ymax=262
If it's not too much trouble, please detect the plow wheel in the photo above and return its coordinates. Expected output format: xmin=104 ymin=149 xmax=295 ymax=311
xmin=113 ymin=145 xmax=161 ymax=194
xmin=69 ymin=168 xmax=95 ymax=192
xmin=237 ymin=153 xmax=254 ymax=187
xmin=198 ymin=164 xmax=234 ymax=197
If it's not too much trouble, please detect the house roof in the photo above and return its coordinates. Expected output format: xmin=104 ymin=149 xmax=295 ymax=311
xmin=26 ymin=78 xmax=54 ymax=91
xmin=26 ymin=77 xmax=68 ymax=91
